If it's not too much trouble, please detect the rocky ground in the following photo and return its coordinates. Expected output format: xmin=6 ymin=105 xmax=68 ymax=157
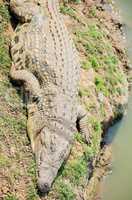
xmin=0 ymin=0 xmax=130 ymax=200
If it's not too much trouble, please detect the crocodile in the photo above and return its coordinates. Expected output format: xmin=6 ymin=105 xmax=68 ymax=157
xmin=10 ymin=0 xmax=90 ymax=193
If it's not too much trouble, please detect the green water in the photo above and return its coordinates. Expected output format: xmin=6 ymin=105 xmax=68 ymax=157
xmin=116 ymin=0 xmax=132 ymax=62
xmin=102 ymin=1 xmax=132 ymax=200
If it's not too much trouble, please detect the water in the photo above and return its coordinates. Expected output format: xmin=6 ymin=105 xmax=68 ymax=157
xmin=116 ymin=0 xmax=132 ymax=62
xmin=102 ymin=1 xmax=132 ymax=200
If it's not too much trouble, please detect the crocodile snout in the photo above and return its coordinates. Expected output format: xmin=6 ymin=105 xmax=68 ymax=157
xmin=38 ymin=179 xmax=50 ymax=193
xmin=37 ymin=150 xmax=56 ymax=194
xmin=36 ymin=129 xmax=72 ymax=194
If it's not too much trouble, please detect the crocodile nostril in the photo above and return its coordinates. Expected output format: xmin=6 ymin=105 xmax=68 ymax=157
xmin=38 ymin=180 xmax=50 ymax=193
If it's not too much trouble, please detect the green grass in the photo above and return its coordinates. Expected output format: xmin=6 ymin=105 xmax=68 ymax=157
xmin=0 ymin=37 xmax=11 ymax=72
xmin=95 ymin=75 xmax=109 ymax=97
xmin=27 ymin=159 xmax=37 ymax=183
xmin=4 ymin=194 xmax=19 ymax=200
xmin=0 ymin=114 xmax=26 ymax=137
xmin=0 ymin=4 xmax=11 ymax=73
xmin=88 ymin=116 xmax=102 ymax=154
xmin=0 ymin=3 xmax=38 ymax=200
xmin=89 ymin=6 xmax=97 ymax=17
xmin=79 ymin=87 xmax=90 ymax=97
xmin=55 ymin=180 xmax=75 ymax=200
xmin=75 ymin=25 xmax=109 ymax=71
xmin=60 ymin=5 xmax=76 ymax=16
xmin=0 ymin=153 xmax=10 ymax=167
xmin=74 ymin=132 xmax=100 ymax=159
xmin=26 ymin=185 xmax=39 ymax=200
xmin=90 ymin=56 xmax=100 ymax=69
xmin=52 ymin=126 xmax=102 ymax=197
xmin=60 ymin=3 xmax=83 ymax=23
xmin=0 ymin=4 xmax=10 ymax=22
xmin=74 ymin=132 xmax=85 ymax=143
xmin=75 ymin=23 xmax=127 ymax=98
xmin=61 ymin=1 xmax=126 ymax=99
xmin=62 ymin=156 xmax=87 ymax=185
xmin=0 ymin=4 xmax=11 ymax=71
xmin=81 ymin=60 xmax=91 ymax=70
xmin=63 ymin=0 xmax=81 ymax=4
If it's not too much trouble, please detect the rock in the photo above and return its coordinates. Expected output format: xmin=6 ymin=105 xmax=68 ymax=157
xmin=96 ymin=145 xmax=112 ymax=167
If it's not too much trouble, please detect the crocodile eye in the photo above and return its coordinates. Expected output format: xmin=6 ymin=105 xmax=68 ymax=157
xmin=29 ymin=111 xmax=34 ymax=116
xmin=14 ymin=35 xmax=19 ymax=43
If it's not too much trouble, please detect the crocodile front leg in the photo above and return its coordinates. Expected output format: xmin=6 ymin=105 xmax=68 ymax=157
xmin=10 ymin=0 xmax=41 ymax=22
xmin=10 ymin=63 xmax=42 ymax=99
xmin=77 ymin=105 xmax=91 ymax=144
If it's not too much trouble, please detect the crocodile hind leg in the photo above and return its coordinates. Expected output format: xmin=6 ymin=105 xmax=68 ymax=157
xmin=10 ymin=64 xmax=44 ymax=157
xmin=77 ymin=105 xmax=91 ymax=144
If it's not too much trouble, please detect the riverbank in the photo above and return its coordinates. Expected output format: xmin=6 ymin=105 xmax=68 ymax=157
xmin=0 ymin=0 xmax=130 ymax=199
xmin=56 ymin=1 xmax=130 ymax=199
xmin=101 ymin=0 xmax=132 ymax=199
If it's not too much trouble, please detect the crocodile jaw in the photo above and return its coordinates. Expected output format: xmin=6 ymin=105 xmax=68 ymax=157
xmin=37 ymin=136 xmax=71 ymax=193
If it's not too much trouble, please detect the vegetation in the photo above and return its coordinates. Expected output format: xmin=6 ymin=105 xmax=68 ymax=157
xmin=4 ymin=194 xmax=18 ymax=200
xmin=54 ymin=180 xmax=75 ymax=200
xmin=75 ymin=24 xmax=127 ymax=97
xmin=0 ymin=3 xmax=39 ymax=200
xmin=63 ymin=0 xmax=81 ymax=4
xmin=53 ymin=2 xmax=127 ymax=199
xmin=0 ymin=5 xmax=11 ymax=73
xmin=60 ymin=4 xmax=82 ymax=23
xmin=61 ymin=156 xmax=87 ymax=185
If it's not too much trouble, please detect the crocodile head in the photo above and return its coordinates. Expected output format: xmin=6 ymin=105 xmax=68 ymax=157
xmin=36 ymin=125 xmax=73 ymax=194
xmin=27 ymin=103 xmax=75 ymax=193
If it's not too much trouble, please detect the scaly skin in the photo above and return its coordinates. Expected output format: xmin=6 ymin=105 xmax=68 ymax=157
xmin=10 ymin=0 xmax=90 ymax=193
